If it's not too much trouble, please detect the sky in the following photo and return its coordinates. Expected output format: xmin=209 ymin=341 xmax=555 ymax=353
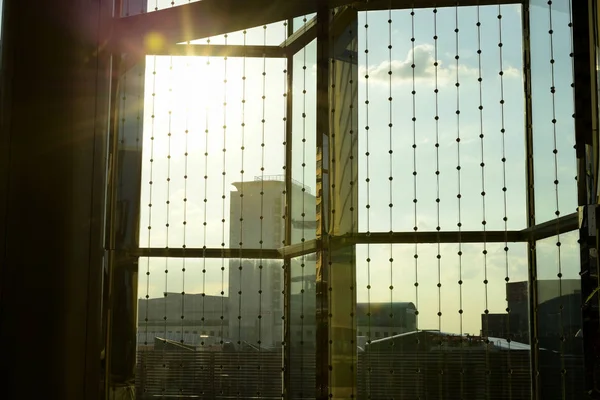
xmin=127 ymin=0 xmax=581 ymax=336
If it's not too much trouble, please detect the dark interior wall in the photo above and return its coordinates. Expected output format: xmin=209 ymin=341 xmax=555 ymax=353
xmin=0 ymin=0 xmax=111 ymax=398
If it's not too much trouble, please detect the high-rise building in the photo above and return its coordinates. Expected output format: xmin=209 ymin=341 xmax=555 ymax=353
xmin=228 ymin=177 xmax=317 ymax=348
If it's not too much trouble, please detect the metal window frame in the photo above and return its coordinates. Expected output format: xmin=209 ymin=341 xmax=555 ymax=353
xmin=110 ymin=0 xmax=523 ymax=57
xmin=130 ymin=212 xmax=579 ymax=260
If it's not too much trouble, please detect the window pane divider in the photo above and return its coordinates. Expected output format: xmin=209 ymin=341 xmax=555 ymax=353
xmin=519 ymin=212 xmax=579 ymax=241
xmin=149 ymin=44 xmax=288 ymax=58
xmin=131 ymin=212 xmax=579 ymax=261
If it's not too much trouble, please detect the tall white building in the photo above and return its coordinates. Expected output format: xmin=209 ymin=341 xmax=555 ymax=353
xmin=228 ymin=177 xmax=316 ymax=348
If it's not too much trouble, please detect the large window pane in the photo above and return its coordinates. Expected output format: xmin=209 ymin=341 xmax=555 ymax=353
xmin=358 ymin=5 xmax=526 ymax=233
xmin=138 ymin=56 xmax=287 ymax=250
xmin=291 ymin=39 xmax=317 ymax=245
xmin=536 ymin=231 xmax=584 ymax=399
xmin=289 ymin=254 xmax=316 ymax=399
xmin=136 ymin=257 xmax=284 ymax=398
xmin=134 ymin=52 xmax=287 ymax=398
xmin=357 ymin=242 xmax=530 ymax=398
xmin=530 ymin=1 xmax=578 ymax=224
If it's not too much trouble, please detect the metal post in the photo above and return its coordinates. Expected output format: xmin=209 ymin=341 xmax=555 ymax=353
xmin=104 ymin=2 xmax=147 ymax=398
xmin=521 ymin=2 xmax=540 ymax=399
xmin=315 ymin=6 xmax=358 ymax=400
xmin=572 ymin=0 xmax=600 ymax=397
xmin=315 ymin=6 xmax=331 ymax=397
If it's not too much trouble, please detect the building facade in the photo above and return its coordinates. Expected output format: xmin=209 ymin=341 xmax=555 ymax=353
xmin=229 ymin=178 xmax=317 ymax=348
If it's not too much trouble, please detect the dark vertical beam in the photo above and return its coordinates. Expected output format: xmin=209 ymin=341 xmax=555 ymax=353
xmin=315 ymin=6 xmax=359 ymax=399
xmin=315 ymin=5 xmax=331 ymax=400
xmin=104 ymin=61 xmax=145 ymax=395
xmin=0 ymin=0 xmax=111 ymax=398
xmin=104 ymin=0 xmax=147 ymax=396
xmin=573 ymin=0 xmax=600 ymax=397
xmin=326 ymin=7 xmax=358 ymax=398
xmin=521 ymin=2 xmax=540 ymax=399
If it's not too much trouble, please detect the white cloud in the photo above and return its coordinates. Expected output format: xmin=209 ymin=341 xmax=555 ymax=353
xmin=503 ymin=65 xmax=522 ymax=79
xmin=361 ymin=44 xmax=521 ymax=86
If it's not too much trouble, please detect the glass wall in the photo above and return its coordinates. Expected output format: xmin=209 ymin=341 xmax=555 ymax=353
xmin=105 ymin=1 xmax=589 ymax=398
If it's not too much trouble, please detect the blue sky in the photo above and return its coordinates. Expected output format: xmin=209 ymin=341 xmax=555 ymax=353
xmin=134 ymin=1 xmax=580 ymax=336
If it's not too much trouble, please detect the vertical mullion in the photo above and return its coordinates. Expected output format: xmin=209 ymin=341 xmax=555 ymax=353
xmin=105 ymin=3 xmax=147 ymax=396
xmin=521 ymin=2 xmax=539 ymax=399
xmin=315 ymin=5 xmax=331 ymax=400
xmin=315 ymin=6 xmax=358 ymax=399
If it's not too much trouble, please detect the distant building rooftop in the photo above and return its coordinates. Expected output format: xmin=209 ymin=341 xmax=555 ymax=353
xmin=230 ymin=175 xmax=313 ymax=194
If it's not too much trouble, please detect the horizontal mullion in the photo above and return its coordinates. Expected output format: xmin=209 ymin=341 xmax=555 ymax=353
xmin=150 ymin=44 xmax=287 ymax=58
xmin=520 ymin=212 xmax=578 ymax=241
xmin=351 ymin=0 xmax=522 ymax=12
xmin=279 ymin=239 xmax=319 ymax=258
xmin=131 ymin=217 xmax=577 ymax=259
xmin=341 ymin=230 xmax=524 ymax=244
xmin=130 ymin=247 xmax=282 ymax=259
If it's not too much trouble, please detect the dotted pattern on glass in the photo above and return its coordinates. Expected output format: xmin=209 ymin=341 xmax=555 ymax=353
xmin=162 ymin=53 xmax=174 ymax=364
xmin=140 ymin=0 xmax=206 ymax=14
xmin=385 ymin=6 xmax=396 ymax=391
xmin=180 ymin=58 xmax=190 ymax=351
xmin=202 ymin=43 xmax=211 ymax=353
xmin=362 ymin=8 xmax=374 ymax=397
xmin=475 ymin=5 xmax=493 ymax=393
xmin=235 ymin=29 xmax=247 ymax=357
xmin=529 ymin=0 xmax=577 ymax=225
xmin=549 ymin=0 xmax=567 ymax=393
xmin=130 ymin=14 xmax=288 ymax=396
xmin=299 ymin=15 xmax=310 ymax=399
xmin=219 ymin=37 xmax=228 ymax=393
xmin=497 ymin=4 xmax=514 ymax=394
xmin=431 ymin=6 xmax=448 ymax=396
xmin=143 ymin=55 xmax=158 ymax=350
xmin=327 ymin=10 xmax=334 ymax=398
xmin=409 ymin=9 xmax=422 ymax=395
xmin=176 ymin=68 xmax=189 ymax=395
xmin=349 ymin=16 xmax=358 ymax=399
xmin=257 ymin=24 xmax=267 ymax=396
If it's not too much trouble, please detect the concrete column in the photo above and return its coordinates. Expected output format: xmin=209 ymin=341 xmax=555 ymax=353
xmin=0 ymin=0 xmax=111 ymax=398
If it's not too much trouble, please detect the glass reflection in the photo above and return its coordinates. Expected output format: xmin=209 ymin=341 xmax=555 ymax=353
xmin=536 ymin=231 xmax=584 ymax=399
